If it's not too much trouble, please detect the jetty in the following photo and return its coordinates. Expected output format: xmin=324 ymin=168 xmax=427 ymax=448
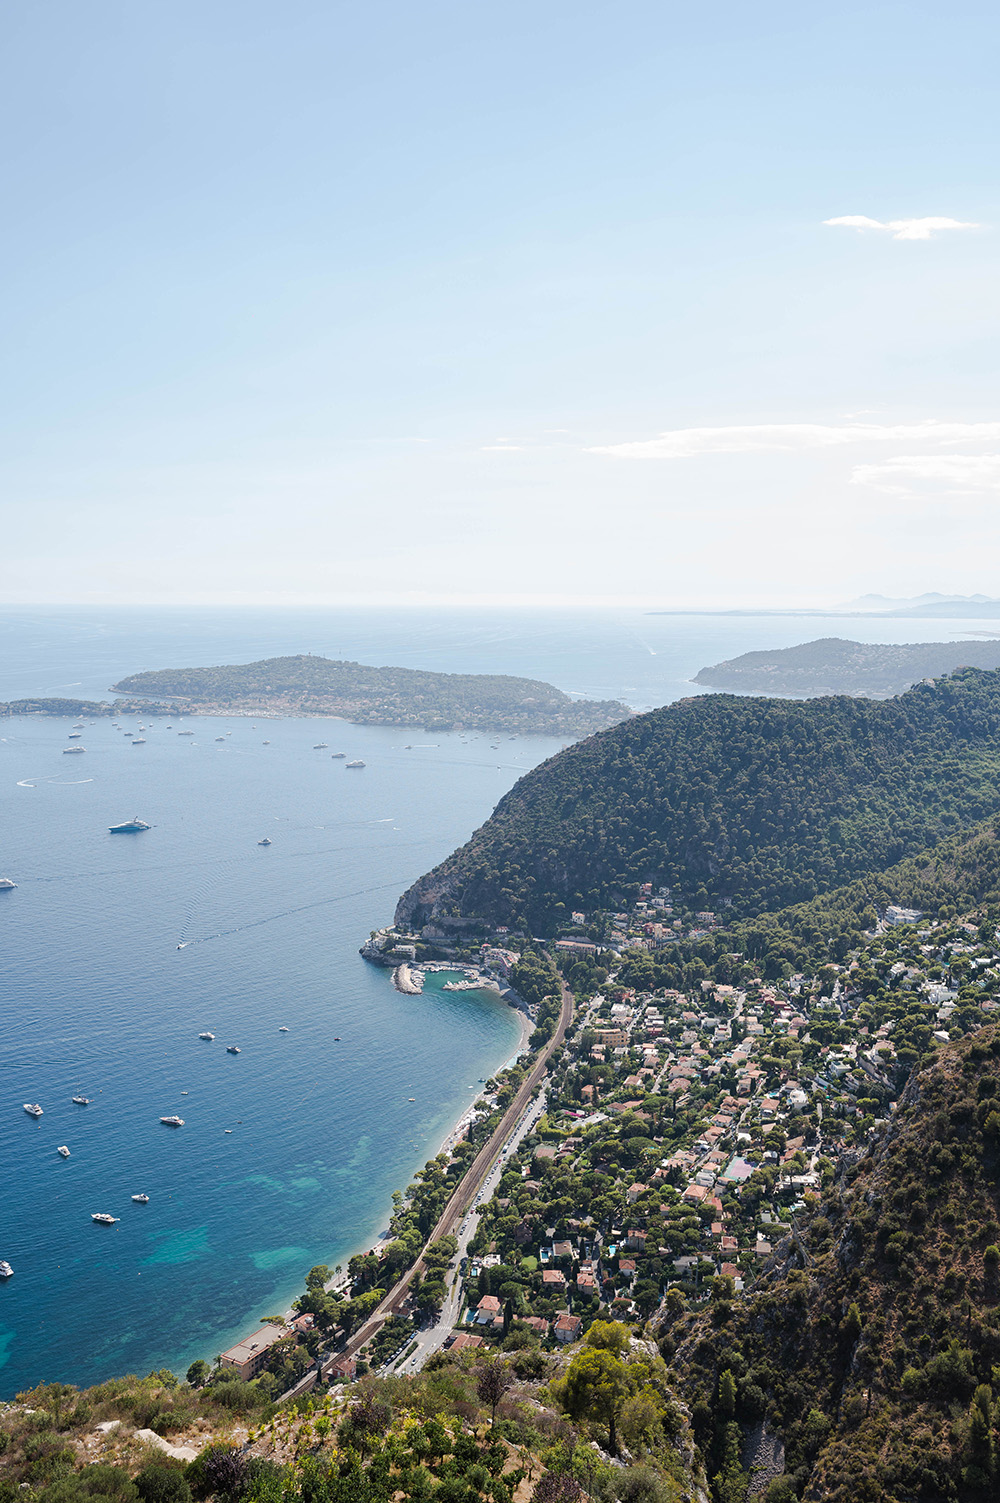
xmin=392 ymin=963 xmax=424 ymax=995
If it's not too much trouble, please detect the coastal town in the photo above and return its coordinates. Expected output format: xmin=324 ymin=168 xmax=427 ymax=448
xmin=209 ymin=889 xmax=1000 ymax=1394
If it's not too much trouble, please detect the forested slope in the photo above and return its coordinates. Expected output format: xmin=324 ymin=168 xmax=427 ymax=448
xmin=396 ymin=668 xmax=1000 ymax=934
xmin=666 ymin=1025 xmax=1000 ymax=1502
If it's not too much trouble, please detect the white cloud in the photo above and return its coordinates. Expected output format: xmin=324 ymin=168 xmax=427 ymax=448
xmin=851 ymin=453 xmax=1000 ymax=495
xmin=589 ymin=420 xmax=1000 ymax=460
xmin=823 ymin=214 xmax=980 ymax=240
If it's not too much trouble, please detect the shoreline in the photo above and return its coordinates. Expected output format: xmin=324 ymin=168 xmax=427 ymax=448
xmin=269 ymin=972 xmax=533 ymax=1343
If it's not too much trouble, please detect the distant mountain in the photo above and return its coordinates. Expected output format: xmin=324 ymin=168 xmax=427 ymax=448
xmin=112 ymin=655 xmax=630 ymax=736
xmin=395 ymin=666 xmax=1000 ymax=935
xmin=693 ymin=637 xmax=1000 ymax=698
xmin=840 ymin=591 xmax=997 ymax=611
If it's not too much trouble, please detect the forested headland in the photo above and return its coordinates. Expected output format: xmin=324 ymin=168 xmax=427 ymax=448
xmin=395 ymin=667 xmax=1000 ymax=935
xmin=111 ymin=656 xmax=630 ymax=736
xmin=694 ymin=636 xmax=1000 ymax=698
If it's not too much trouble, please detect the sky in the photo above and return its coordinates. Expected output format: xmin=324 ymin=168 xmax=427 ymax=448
xmin=1 ymin=0 xmax=998 ymax=609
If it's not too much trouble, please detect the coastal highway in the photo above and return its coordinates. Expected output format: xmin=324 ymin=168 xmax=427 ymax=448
xmin=319 ymin=971 xmax=574 ymax=1382
xmin=393 ymin=1086 xmax=549 ymax=1375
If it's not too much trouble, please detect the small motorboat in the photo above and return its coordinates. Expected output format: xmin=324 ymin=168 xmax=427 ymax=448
xmin=72 ymin=1096 xmax=90 ymax=1105
xmin=23 ymin=1103 xmax=43 ymax=1118
xmin=346 ymin=760 xmax=365 ymax=768
xmin=160 ymin=1116 xmax=185 ymax=1127
xmin=131 ymin=738 xmax=147 ymax=745
xmin=63 ymin=746 xmax=85 ymax=754
xmin=0 ymin=1262 xmax=12 ymax=1278
xmin=91 ymin=1213 xmax=118 ymax=1225
xmin=258 ymin=837 xmax=272 ymax=846
xmin=131 ymin=1193 xmax=150 ymax=1204
xmin=57 ymin=1146 xmax=70 ymax=1158
xmin=0 ymin=878 xmax=17 ymax=891
xmin=226 ymin=1045 xmax=241 ymax=1054
xmin=313 ymin=743 xmax=328 ymax=749
xmin=279 ymin=1026 xmax=289 ymax=1032
xmin=198 ymin=1032 xmax=215 ymax=1041
xmin=331 ymin=752 xmax=345 ymax=759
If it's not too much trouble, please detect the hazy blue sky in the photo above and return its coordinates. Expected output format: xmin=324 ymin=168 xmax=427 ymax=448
xmin=2 ymin=1 xmax=997 ymax=607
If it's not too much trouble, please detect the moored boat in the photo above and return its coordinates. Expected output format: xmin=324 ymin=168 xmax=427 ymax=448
xmin=198 ymin=1031 xmax=215 ymax=1040
xmin=72 ymin=1096 xmax=90 ymax=1104
xmin=23 ymin=1103 xmax=42 ymax=1118
xmin=0 ymin=1262 xmax=12 ymax=1278
xmin=63 ymin=746 xmax=85 ymax=754
xmin=0 ymin=878 xmax=16 ymax=891
xmin=91 ymin=1213 xmax=118 ymax=1225
xmin=257 ymin=837 xmax=272 ymax=846
xmin=109 ymin=817 xmax=150 ymax=833
xmin=226 ymin=1045 xmax=241 ymax=1054
xmin=57 ymin=1145 xmax=70 ymax=1158
xmin=346 ymin=759 xmax=366 ymax=768
xmin=131 ymin=1193 xmax=149 ymax=1204
xmin=160 ymin=1115 xmax=185 ymax=1126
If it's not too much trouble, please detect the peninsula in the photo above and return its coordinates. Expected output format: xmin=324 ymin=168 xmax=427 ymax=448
xmin=110 ymin=654 xmax=630 ymax=736
xmin=694 ymin=635 xmax=1000 ymax=698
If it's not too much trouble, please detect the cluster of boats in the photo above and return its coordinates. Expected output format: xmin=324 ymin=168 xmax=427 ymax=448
xmin=12 ymin=1098 xmax=156 ymax=1252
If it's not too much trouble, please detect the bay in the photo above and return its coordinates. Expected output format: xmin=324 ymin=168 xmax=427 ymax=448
xmin=1 ymin=602 xmax=996 ymax=1396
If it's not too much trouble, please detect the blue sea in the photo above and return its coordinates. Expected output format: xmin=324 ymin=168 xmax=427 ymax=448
xmin=2 ymin=603 xmax=995 ymax=1395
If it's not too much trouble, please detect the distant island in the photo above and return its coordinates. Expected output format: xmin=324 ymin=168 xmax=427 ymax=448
xmin=693 ymin=636 xmax=1000 ymax=698
xmin=108 ymin=654 xmax=631 ymax=736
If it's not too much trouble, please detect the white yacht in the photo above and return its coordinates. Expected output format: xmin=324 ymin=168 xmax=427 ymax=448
xmin=109 ymin=818 xmax=150 ymax=833
xmin=178 ymin=730 xmax=195 ymax=736
xmin=63 ymin=746 xmax=85 ymax=754
xmin=57 ymin=1145 xmax=70 ymax=1158
xmin=160 ymin=1115 xmax=185 ymax=1127
xmin=279 ymin=1026 xmax=289 ymax=1032
xmin=0 ymin=878 xmax=16 ymax=891
xmin=198 ymin=1031 xmax=215 ymax=1041
xmin=346 ymin=759 xmax=366 ymax=768
xmin=226 ymin=1045 xmax=241 ymax=1054
xmin=131 ymin=1193 xmax=149 ymax=1204
xmin=313 ymin=743 xmax=328 ymax=749
xmin=72 ymin=1096 xmax=90 ymax=1105
xmin=91 ymin=1213 xmax=118 ymax=1225
xmin=68 ymin=732 xmax=82 ymax=739
xmin=131 ymin=738 xmax=147 ymax=745
xmin=331 ymin=752 xmax=345 ymax=758
xmin=0 ymin=1262 xmax=12 ymax=1278
xmin=257 ymin=837 xmax=272 ymax=846
xmin=23 ymin=1103 xmax=43 ymax=1118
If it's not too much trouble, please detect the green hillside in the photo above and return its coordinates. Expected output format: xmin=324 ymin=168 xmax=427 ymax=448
xmin=395 ymin=667 xmax=1000 ymax=935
